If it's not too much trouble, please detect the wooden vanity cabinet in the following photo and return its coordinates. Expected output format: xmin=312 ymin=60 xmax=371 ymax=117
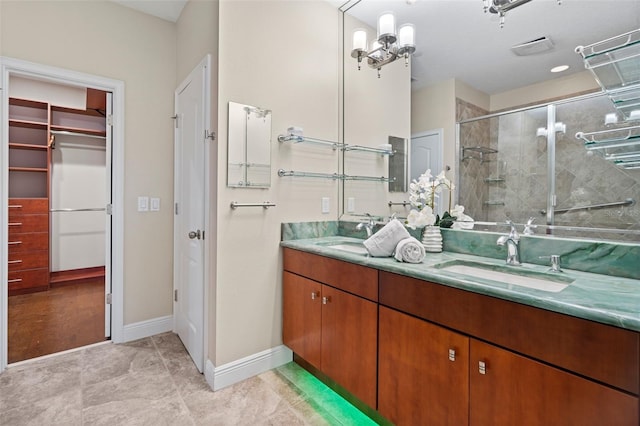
xmin=378 ymin=306 xmax=469 ymax=425
xmin=470 ymin=339 xmax=638 ymax=426
xmin=379 ymin=271 xmax=639 ymax=426
xmin=282 ymin=248 xmax=378 ymax=408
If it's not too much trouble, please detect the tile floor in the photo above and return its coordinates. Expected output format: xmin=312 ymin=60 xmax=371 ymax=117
xmin=0 ymin=332 xmax=377 ymax=425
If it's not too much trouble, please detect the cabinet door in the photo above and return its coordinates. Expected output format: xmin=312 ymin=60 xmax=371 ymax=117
xmin=321 ymin=285 xmax=377 ymax=408
xmin=379 ymin=306 xmax=469 ymax=425
xmin=282 ymin=272 xmax=322 ymax=369
xmin=470 ymin=339 xmax=639 ymax=426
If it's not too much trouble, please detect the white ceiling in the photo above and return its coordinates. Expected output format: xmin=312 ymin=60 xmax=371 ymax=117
xmin=114 ymin=0 xmax=640 ymax=94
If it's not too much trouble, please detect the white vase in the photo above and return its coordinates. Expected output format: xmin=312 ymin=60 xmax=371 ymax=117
xmin=421 ymin=225 xmax=443 ymax=253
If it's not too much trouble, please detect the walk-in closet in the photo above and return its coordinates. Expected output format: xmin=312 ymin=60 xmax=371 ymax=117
xmin=7 ymin=76 xmax=111 ymax=362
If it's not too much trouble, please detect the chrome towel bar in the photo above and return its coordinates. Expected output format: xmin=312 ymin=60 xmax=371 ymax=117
xmin=230 ymin=201 xmax=276 ymax=210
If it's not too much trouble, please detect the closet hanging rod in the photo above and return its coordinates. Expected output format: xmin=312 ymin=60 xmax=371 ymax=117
xmin=50 ymin=130 xmax=106 ymax=140
xmin=230 ymin=201 xmax=276 ymax=209
xmin=50 ymin=207 xmax=106 ymax=212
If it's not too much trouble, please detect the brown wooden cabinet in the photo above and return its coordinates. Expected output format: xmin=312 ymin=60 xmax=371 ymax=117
xmin=282 ymin=248 xmax=378 ymax=408
xmin=470 ymin=339 xmax=639 ymax=426
xmin=8 ymin=198 xmax=50 ymax=294
xmin=282 ymin=249 xmax=639 ymax=425
xmin=378 ymin=306 xmax=469 ymax=425
xmin=283 ymin=272 xmax=322 ymax=369
xmin=379 ymin=270 xmax=639 ymax=426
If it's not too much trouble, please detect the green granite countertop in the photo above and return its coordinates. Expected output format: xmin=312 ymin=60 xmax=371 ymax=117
xmin=281 ymin=236 xmax=640 ymax=332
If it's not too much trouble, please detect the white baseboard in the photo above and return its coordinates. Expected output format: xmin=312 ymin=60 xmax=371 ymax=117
xmin=122 ymin=315 xmax=173 ymax=342
xmin=205 ymin=345 xmax=293 ymax=391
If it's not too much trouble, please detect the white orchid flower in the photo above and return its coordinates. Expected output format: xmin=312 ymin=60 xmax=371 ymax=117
xmin=450 ymin=204 xmax=465 ymax=218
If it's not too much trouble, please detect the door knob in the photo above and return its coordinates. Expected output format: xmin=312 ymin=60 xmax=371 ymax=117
xmin=188 ymin=230 xmax=201 ymax=240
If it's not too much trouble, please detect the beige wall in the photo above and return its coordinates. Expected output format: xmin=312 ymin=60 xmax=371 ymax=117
xmin=176 ymin=0 xmax=220 ymax=366
xmin=1 ymin=1 xmax=177 ymax=324
xmin=489 ymin=70 xmax=599 ymax=111
xmin=215 ymin=0 xmax=340 ymax=365
xmin=411 ymin=79 xmax=457 ymax=177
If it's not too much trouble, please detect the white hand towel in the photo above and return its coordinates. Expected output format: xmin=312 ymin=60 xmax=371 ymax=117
xmin=394 ymin=237 xmax=426 ymax=263
xmin=363 ymin=219 xmax=411 ymax=257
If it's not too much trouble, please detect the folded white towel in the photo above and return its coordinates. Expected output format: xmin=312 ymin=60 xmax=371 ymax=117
xmin=363 ymin=219 xmax=411 ymax=257
xmin=394 ymin=237 xmax=426 ymax=263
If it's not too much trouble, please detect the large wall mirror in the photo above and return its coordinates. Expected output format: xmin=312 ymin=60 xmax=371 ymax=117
xmin=227 ymin=101 xmax=272 ymax=188
xmin=340 ymin=0 xmax=640 ymax=242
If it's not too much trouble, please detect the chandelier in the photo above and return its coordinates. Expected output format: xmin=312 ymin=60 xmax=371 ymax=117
xmin=483 ymin=0 xmax=562 ymax=28
xmin=351 ymin=12 xmax=416 ymax=78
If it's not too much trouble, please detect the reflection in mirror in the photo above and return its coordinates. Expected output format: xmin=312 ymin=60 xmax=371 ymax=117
xmin=342 ymin=4 xmax=410 ymax=219
xmin=388 ymin=136 xmax=407 ymax=193
xmin=458 ymin=92 xmax=640 ymax=241
xmin=227 ymin=101 xmax=272 ymax=188
xmin=341 ymin=0 xmax=640 ymax=241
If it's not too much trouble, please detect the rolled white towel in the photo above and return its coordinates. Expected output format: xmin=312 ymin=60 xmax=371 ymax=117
xmin=363 ymin=219 xmax=411 ymax=257
xmin=394 ymin=237 xmax=426 ymax=263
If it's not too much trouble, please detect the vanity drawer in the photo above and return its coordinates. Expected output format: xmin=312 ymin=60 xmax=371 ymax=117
xmin=8 ymin=198 xmax=48 ymax=217
xmin=8 ymin=268 xmax=49 ymax=292
xmin=8 ymin=214 xmax=48 ymax=235
xmin=283 ymin=248 xmax=378 ymax=301
xmin=379 ymin=271 xmax=639 ymax=395
xmin=8 ymin=251 xmax=48 ymax=272
xmin=8 ymin=232 xmax=48 ymax=253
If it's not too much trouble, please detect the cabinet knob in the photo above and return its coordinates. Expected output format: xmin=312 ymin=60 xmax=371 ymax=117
xmin=322 ymin=296 xmax=330 ymax=305
xmin=448 ymin=348 xmax=456 ymax=362
xmin=478 ymin=360 xmax=487 ymax=375
xmin=311 ymin=291 xmax=319 ymax=300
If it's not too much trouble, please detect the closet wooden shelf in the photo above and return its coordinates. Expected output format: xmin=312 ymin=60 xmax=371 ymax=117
xmin=9 ymin=119 xmax=48 ymax=129
xmin=9 ymin=143 xmax=48 ymax=151
xmin=9 ymin=167 xmax=48 ymax=173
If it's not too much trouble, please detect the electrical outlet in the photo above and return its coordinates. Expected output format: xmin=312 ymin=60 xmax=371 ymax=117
xmin=347 ymin=197 xmax=355 ymax=213
xmin=150 ymin=197 xmax=160 ymax=212
xmin=321 ymin=197 xmax=330 ymax=214
xmin=137 ymin=196 xmax=149 ymax=212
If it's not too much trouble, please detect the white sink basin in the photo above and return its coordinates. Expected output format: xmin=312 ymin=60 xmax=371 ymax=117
xmin=436 ymin=261 xmax=573 ymax=293
xmin=323 ymin=242 xmax=368 ymax=255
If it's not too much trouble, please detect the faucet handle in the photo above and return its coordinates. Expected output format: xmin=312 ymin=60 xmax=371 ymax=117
xmin=523 ymin=217 xmax=537 ymax=235
xmin=539 ymin=254 xmax=563 ymax=272
xmin=505 ymin=219 xmax=520 ymax=240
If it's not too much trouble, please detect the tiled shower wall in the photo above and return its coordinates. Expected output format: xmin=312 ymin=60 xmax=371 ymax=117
xmin=457 ymin=95 xmax=640 ymax=241
xmin=457 ymin=99 xmax=490 ymax=222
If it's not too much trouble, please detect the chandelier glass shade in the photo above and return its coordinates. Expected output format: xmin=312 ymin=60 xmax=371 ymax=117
xmin=351 ymin=11 xmax=416 ymax=76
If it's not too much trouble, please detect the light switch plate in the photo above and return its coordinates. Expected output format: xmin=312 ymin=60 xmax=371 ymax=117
xmin=150 ymin=197 xmax=160 ymax=212
xmin=321 ymin=197 xmax=330 ymax=214
xmin=347 ymin=197 xmax=355 ymax=213
xmin=138 ymin=196 xmax=149 ymax=212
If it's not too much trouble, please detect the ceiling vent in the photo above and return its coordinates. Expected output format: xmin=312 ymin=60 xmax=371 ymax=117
xmin=511 ymin=37 xmax=555 ymax=56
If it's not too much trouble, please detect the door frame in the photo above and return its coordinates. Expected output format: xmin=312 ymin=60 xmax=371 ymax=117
xmin=0 ymin=56 xmax=126 ymax=370
xmin=172 ymin=55 xmax=211 ymax=371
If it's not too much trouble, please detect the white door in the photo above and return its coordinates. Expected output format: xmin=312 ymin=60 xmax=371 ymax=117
xmin=174 ymin=59 xmax=209 ymax=372
xmin=104 ymin=92 xmax=113 ymax=338
xmin=411 ymin=129 xmax=444 ymax=213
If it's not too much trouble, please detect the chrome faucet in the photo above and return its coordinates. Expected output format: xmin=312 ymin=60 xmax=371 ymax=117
xmin=497 ymin=220 xmax=521 ymax=266
xmin=356 ymin=213 xmax=375 ymax=237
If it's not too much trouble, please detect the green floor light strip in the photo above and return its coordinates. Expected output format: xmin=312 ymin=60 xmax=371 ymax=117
xmin=275 ymin=362 xmax=378 ymax=426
